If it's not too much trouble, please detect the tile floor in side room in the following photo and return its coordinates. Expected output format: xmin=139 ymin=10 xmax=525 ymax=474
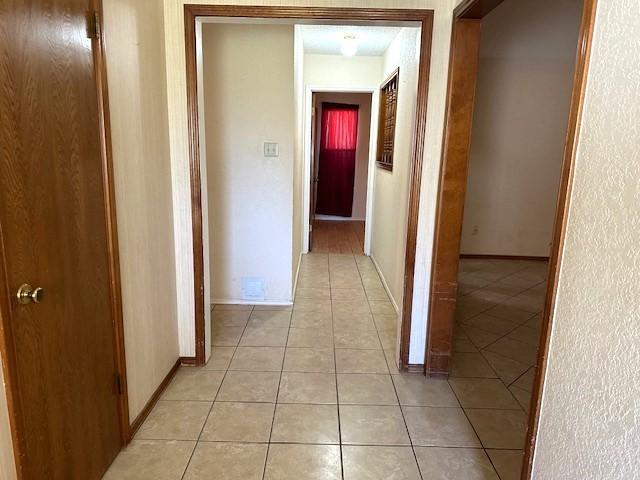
xmin=104 ymin=255 xmax=546 ymax=480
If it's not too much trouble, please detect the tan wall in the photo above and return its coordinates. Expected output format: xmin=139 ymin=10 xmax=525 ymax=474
xmin=460 ymin=0 xmax=582 ymax=257
xmin=370 ymin=27 xmax=420 ymax=313
xmin=103 ymin=0 xmax=180 ymax=419
xmin=203 ymin=23 xmax=295 ymax=304
xmin=313 ymin=92 xmax=372 ymax=221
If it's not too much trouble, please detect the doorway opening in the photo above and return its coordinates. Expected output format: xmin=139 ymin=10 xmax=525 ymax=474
xmin=309 ymin=93 xmax=371 ymax=255
xmin=185 ymin=6 xmax=434 ymax=371
xmin=427 ymin=0 xmax=597 ymax=479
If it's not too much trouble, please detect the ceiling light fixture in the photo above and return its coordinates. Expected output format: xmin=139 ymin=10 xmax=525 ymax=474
xmin=341 ymin=34 xmax=358 ymax=57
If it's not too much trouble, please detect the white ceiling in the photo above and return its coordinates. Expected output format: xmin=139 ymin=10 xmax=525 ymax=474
xmin=299 ymin=25 xmax=403 ymax=56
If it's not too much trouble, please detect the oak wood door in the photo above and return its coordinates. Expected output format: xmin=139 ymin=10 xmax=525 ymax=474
xmin=0 ymin=0 xmax=123 ymax=478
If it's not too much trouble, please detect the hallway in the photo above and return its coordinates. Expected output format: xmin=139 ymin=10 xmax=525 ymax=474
xmin=105 ymin=254 xmax=545 ymax=480
xmin=311 ymin=220 xmax=365 ymax=255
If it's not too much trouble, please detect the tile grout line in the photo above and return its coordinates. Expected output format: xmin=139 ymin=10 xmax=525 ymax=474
xmin=445 ymin=377 xmax=509 ymax=480
xmin=328 ymin=253 xmax=346 ymax=480
xmin=354 ymin=253 xmax=426 ymax=480
xmin=178 ymin=306 xmax=254 ymax=480
xmin=260 ymin=304 xmax=293 ymax=480
xmin=180 ymin=305 xmax=255 ymax=480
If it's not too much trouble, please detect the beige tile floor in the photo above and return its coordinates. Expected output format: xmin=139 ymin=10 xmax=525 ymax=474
xmin=104 ymin=254 xmax=546 ymax=479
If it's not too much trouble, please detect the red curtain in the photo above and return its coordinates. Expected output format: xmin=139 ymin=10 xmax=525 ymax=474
xmin=315 ymin=103 xmax=359 ymax=217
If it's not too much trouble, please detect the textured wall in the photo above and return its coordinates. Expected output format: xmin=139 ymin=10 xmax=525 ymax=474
xmin=203 ymin=24 xmax=295 ymax=304
xmin=533 ymin=0 xmax=640 ymax=477
xmin=163 ymin=0 xmax=457 ymax=365
xmin=371 ymin=27 xmax=420 ymax=312
xmin=460 ymin=0 xmax=581 ymax=257
xmin=102 ymin=0 xmax=181 ymax=418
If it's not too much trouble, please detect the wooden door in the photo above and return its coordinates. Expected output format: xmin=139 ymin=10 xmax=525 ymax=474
xmin=309 ymin=94 xmax=319 ymax=250
xmin=0 ymin=0 xmax=123 ymax=478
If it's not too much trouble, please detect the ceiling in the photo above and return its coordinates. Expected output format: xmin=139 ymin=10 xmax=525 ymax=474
xmin=299 ymin=25 xmax=403 ymax=56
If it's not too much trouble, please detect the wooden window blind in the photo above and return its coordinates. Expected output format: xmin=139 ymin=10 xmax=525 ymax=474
xmin=376 ymin=68 xmax=399 ymax=171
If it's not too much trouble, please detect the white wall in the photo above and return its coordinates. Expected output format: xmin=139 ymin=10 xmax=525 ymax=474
xmin=314 ymin=92 xmax=372 ymax=221
xmin=304 ymin=54 xmax=383 ymax=88
xmin=103 ymin=0 xmax=180 ymax=420
xmin=203 ymin=23 xmax=295 ymax=304
xmin=460 ymin=0 xmax=582 ymax=257
xmin=533 ymin=0 xmax=640 ymax=477
xmin=370 ymin=27 xmax=420 ymax=313
xmin=293 ymin=26 xmax=305 ymax=291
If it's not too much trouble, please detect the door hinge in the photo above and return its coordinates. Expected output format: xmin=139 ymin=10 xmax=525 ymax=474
xmin=309 ymin=224 xmax=313 ymax=232
xmin=114 ymin=373 xmax=123 ymax=395
xmin=87 ymin=11 xmax=100 ymax=39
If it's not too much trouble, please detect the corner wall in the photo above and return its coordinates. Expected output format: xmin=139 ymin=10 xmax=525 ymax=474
xmin=533 ymin=0 xmax=640 ymax=477
xmin=203 ymin=23 xmax=295 ymax=304
xmin=460 ymin=0 xmax=582 ymax=257
xmin=103 ymin=0 xmax=180 ymax=419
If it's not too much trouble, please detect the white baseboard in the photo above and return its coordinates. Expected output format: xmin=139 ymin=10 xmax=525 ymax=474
xmin=211 ymin=299 xmax=293 ymax=306
xmin=369 ymin=255 xmax=400 ymax=315
xmin=292 ymin=251 xmax=303 ymax=297
xmin=315 ymin=214 xmax=365 ymax=221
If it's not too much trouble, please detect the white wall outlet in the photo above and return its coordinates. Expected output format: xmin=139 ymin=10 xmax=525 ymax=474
xmin=264 ymin=142 xmax=279 ymax=157
xmin=472 ymin=225 xmax=480 ymax=236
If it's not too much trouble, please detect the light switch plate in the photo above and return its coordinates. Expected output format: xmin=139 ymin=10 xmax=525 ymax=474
xmin=264 ymin=142 xmax=279 ymax=157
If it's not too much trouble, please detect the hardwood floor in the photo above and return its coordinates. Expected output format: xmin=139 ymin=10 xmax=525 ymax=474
xmin=311 ymin=220 xmax=365 ymax=254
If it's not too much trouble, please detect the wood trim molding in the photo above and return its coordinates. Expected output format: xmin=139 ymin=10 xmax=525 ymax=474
xmin=184 ymin=5 xmax=435 ymax=372
xmin=455 ymin=0 xmax=504 ymax=19
xmin=406 ymin=363 xmax=426 ymax=374
xmin=184 ymin=7 xmax=206 ymax=366
xmin=128 ymin=359 xmax=181 ymax=440
xmin=179 ymin=356 xmax=198 ymax=366
xmin=399 ymin=16 xmax=434 ymax=370
xmin=94 ymin=0 xmax=131 ymax=446
xmin=0 ymin=240 xmax=27 ymax=478
xmin=460 ymin=254 xmax=550 ymax=262
xmin=425 ymin=18 xmax=482 ymax=376
xmin=521 ymin=0 xmax=598 ymax=477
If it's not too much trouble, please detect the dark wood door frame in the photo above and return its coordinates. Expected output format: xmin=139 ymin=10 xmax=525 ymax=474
xmin=0 ymin=0 xmax=130 ymax=477
xmin=309 ymin=93 xmax=318 ymax=251
xmin=426 ymin=0 xmax=598 ymax=479
xmin=184 ymin=5 xmax=435 ymax=370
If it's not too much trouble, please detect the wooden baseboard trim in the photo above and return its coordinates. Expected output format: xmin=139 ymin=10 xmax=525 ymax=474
xmin=460 ymin=254 xmax=550 ymax=262
xmin=406 ymin=363 xmax=425 ymax=374
xmin=127 ymin=358 xmax=181 ymax=441
xmin=179 ymin=356 xmax=198 ymax=366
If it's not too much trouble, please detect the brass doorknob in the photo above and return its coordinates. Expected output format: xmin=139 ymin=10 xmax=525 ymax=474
xmin=16 ymin=284 xmax=44 ymax=305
